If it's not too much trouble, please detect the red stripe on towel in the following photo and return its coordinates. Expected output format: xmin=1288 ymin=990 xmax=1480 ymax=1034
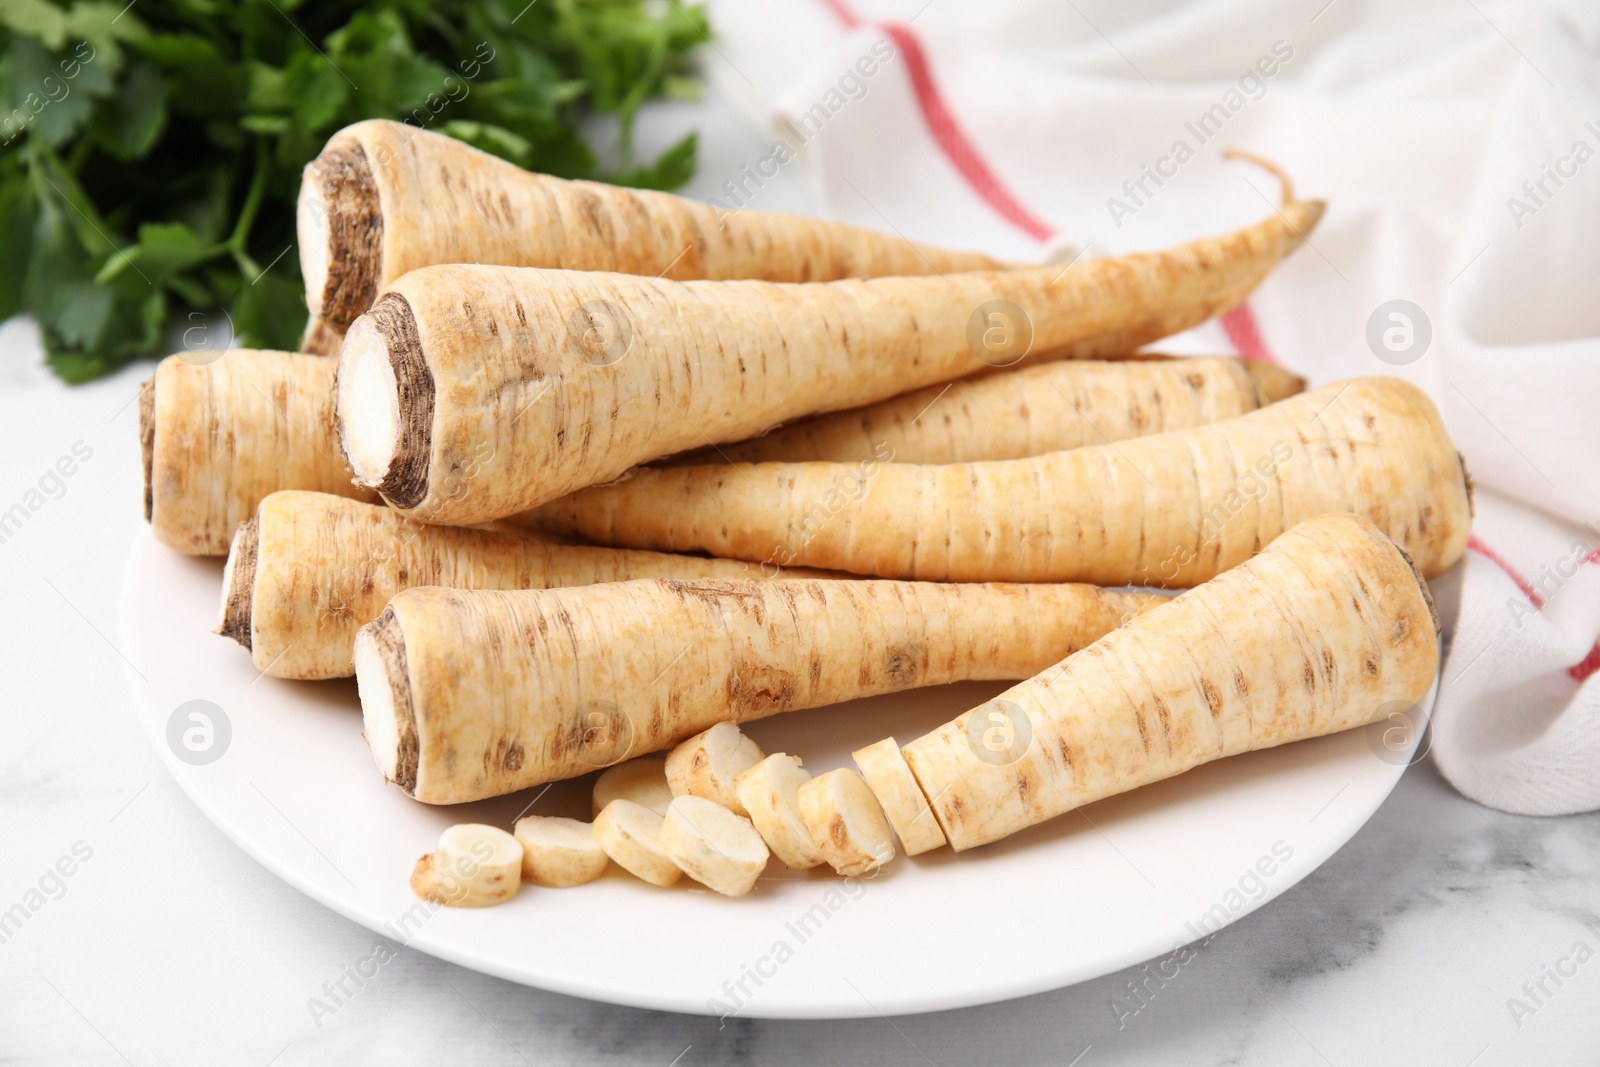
xmin=817 ymin=1 xmax=1279 ymax=359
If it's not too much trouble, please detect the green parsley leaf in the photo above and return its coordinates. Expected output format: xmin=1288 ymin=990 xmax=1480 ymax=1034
xmin=2 ymin=0 xmax=708 ymax=382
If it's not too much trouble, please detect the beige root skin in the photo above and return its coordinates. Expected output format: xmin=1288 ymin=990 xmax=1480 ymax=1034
xmin=852 ymin=739 xmax=947 ymax=856
xmin=798 ymin=769 xmax=896 ymax=876
xmin=1105 ymin=351 xmax=1307 ymax=405
xmin=695 ymin=358 xmax=1268 ymax=465
xmin=142 ymin=351 xmax=377 ymax=556
xmin=355 ymin=577 xmax=1160 ymax=804
xmin=594 ymin=800 xmax=682 ymax=887
xmin=512 ymin=816 xmax=610 ymax=888
xmin=901 ymin=513 xmax=1442 ymax=852
xmin=342 ymin=190 xmax=1322 ymax=523
xmin=660 ymin=796 xmax=770 ymax=898
xmin=734 ymin=754 xmax=825 ymax=870
xmin=222 ymin=491 xmax=787 ymax=681
xmin=665 ymin=723 xmax=766 ymax=816
xmin=531 ymin=376 xmax=1471 ymax=585
xmin=410 ymin=824 xmax=523 ymax=907
xmin=592 ymin=757 xmax=673 ymax=817
xmin=304 ymin=120 xmax=1003 ymax=336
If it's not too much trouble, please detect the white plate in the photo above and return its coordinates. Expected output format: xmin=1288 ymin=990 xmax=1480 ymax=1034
xmin=120 ymin=527 xmax=1435 ymax=1019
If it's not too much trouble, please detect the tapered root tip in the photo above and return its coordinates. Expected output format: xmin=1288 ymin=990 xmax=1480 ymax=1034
xmin=353 ymin=610 xmax=419 ymax=795
xmin=1224 ymin=148 xmax=1298 ymax=204
xmin=216 ymin=516 xmax=259 ymax=649
xmin=1292 ymin=198 xmax=1327 ymax=237
xmin=1240 ymin=359 xmax=1309 ymax=406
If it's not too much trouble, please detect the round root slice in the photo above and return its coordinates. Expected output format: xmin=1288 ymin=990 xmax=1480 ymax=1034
xmin=592 ymin=757 xmax=673 ymax=818
xmin=410 ymin=823 xmax=523 ymax=907
xmin=852 ymin=738 xmax=947 ymax=857
xmin=734 ymin=754 xmax=824 ymax=870
xmin=594 ymin=800 xmax=682 ymax=887
xmin=660 ymin=796 xmax=770 ymax=898
xmin=513 ymin=816 xmax=610 ymax=888
xmin=798 ymin=769 xmax=896 ymax=876
xmin=665 ymin=722 xmax=766 ymax=816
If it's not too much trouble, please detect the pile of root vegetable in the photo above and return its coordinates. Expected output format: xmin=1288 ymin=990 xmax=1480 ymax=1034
xmin=139 ymin=121 xmax=1468 ymax=906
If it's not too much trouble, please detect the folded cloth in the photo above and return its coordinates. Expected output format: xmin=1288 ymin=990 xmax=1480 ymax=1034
xmin=705 ymin=0 xmax=1600 ymax=815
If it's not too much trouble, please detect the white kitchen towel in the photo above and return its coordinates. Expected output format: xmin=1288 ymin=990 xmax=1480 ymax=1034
xmin=704 ymin=0 xmax=1600 ymax=815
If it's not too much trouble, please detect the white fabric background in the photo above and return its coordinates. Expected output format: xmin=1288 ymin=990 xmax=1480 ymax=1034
xmin=708 ymin=0 xmax=1600 ymax=816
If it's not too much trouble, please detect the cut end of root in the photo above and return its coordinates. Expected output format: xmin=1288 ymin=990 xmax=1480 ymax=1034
xmin=216 ymin=516 xmax=259 ymax=649
xmin=297 ymin=170 xmax=330 ymax=319
xmin=336 ymin=293 xmax=433 ymax=510
xmin=138 ymin=377 xmax=155 ymax=523
xmin=338 ymin=316 xmax=401 ymax=486
xmin=354 ymin=609 xmax=419 ymax=794
xmin=300 ymin=140 xmax=382 ymax=331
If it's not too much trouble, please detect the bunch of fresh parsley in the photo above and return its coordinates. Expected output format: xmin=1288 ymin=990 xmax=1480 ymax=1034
xmin=0 ymin=0 xmax=706 ymax=382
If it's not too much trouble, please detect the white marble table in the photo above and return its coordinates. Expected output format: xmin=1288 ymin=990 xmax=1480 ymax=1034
xmin=3 ymin=87 xmax=1597 ymax=1067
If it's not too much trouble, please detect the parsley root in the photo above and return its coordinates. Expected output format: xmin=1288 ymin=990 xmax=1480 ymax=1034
xmin=352 ymin=578 xmax=1160 ymax=804
xmin=897 ymin=513 xmax=1441 ymax=851
xmin=217 ymin=490 xmax=787 ymax=681
xmin=697 ymin=356 xmax=1281 ymax=465
xmin=140 ymin=351 xmax=375 ymax=556
xmin=529 ymin=376 xmax=1470 ymax=584
xmin=299 ymin=120 xmax=1005 ymax=348
xmin=335 ymin=192 xmax=1321 ymax=524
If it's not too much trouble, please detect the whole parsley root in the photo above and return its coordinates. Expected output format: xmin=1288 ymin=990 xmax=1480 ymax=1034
xmin=1104 ymin=352 xmax=1307 ymax=405
xmin=217 ymin=491 xmax=800 ymax=681
xmin=896 ymin=514 xmax=1442 ymax=851
xmin=351 ymin=577 xmax=1161 ymax=804
xmin=695 ymin=356 xmax=1281 ymax=465
xmin=336 ymin=191 xmax=1322 ymax=524
xmin=140 ymin=351 xmax=375 ymax=556
xmin=297 ymin=121 xmax=1006 ymax=351
xmin=529 ymin=377 xmax=1471 ymax=584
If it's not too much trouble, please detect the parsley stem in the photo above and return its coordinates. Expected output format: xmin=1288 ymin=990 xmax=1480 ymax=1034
xmin=227 ymin=139 xmax=271 ymax=254
xmin=65 ymin=137 xmax=94 ymax=173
